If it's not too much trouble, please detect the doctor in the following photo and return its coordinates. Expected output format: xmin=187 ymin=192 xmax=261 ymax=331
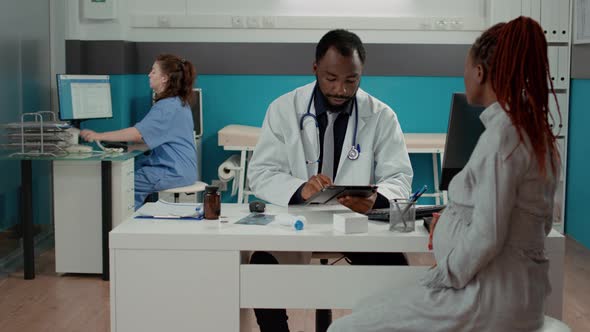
xmin=248 ymin=29 xmax=412 ymax=212
xmin=247 ymin=29 xmax=413 ymax=332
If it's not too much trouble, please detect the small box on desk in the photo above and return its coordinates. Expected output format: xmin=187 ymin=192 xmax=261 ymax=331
xmin=333 ymin=213 xmax=368 ymax=234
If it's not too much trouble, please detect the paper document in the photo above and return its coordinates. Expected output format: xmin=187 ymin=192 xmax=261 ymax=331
xmin=235 ymin=213 xmax=275 ymax=225
xmin=136 ymin=200 xmax=202 ymax=219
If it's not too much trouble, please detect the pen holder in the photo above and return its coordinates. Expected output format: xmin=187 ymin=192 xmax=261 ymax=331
xmin=389 ymin=199 xmax=416 ymax=233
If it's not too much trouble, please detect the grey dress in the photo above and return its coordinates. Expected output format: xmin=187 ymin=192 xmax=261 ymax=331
xmin=328 ymin=102 xmax=559 ymax=332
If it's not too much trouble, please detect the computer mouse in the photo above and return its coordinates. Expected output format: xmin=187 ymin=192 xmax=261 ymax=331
xmin=249 ymin=201 xmax=266 ymax=213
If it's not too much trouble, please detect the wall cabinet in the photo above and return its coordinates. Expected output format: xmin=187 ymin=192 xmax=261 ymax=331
xmin=490 ymin=0 xmax=571 ymax=234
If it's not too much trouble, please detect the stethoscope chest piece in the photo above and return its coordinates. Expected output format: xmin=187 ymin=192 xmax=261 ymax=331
xmin=347 ymin=144 xmax=360 ymax=160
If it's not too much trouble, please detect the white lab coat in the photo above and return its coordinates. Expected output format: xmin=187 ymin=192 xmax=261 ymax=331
xmin=248 ymin=81 xmax=413 ymax=207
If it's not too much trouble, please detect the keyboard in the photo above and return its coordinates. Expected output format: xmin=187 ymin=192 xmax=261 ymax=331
xmin=97 ymin=141 xmax=129 ymax=153
xmin=102 ymin=142 xmax=129 ymax=150
xmin=365 ymin=205 xmax=446 ymax=222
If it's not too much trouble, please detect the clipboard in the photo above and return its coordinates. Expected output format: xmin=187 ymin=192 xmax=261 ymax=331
xmin=305 ymin=185 xmax=377 ymax=205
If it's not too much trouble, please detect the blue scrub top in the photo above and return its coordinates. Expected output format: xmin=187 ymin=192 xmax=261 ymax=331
xmin=134 ymin=97 xmax=198 ymax=188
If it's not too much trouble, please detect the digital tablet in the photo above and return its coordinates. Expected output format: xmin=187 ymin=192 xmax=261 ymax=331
xmin=305 ymin=185 xmax=377 ymax=205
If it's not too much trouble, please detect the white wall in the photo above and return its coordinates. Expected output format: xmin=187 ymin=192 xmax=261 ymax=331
xmin=67 ymin=0 xmax=492 ymax=44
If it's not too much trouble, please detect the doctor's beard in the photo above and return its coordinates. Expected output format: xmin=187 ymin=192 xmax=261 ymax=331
xmin=320 ymin=90 xmax=355 ymax=112
xmin=325 ymin=93 xmax=354 ymax=112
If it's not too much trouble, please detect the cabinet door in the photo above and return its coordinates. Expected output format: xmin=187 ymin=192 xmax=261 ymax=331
xmin=548 ymin=46 xmax=559 ymax=87
xmin=557 ymin=46 xmax=570 ymax=89
xmin=541 ymin=0 xmax=559 ymax=41
xmin=491 ymin=0 xmax=522 ymax=23
xmin=522 ymin=0 xmax=542 ymax=22
xmin=54 ymin=161 xmax=102 ymax=274
xmin=112 ymin=159 xmax=135 ymax=228
xmin=557 ymin=0 xmax=571 ymax=42
xmin=541 ymin=0 xmax=570 ymax=42
xmin=552 ymin=138 xmax=567 ymax=232
xmin=547 ymin=46 xmax=570 ymax=90
xmin=549 ymin=93 xmax=568 ymax=136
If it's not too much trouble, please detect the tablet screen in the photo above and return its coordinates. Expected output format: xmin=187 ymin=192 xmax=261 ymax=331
xmin=305 ymin=185 xmax=377 ymax=205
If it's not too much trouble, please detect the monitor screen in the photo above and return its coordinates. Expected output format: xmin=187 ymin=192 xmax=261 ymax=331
xmin=191 ymin=88 xmax=203 ymax=137
xmin=57 ymin=74 xmax=113 ymax=120
xmin=440 ymin=93 xmax=486 ymax=191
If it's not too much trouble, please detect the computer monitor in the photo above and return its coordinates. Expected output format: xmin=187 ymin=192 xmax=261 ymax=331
xmin=57 ymin=74 xmax=113 ymax=121
xmin=440 ymin=93 xmax=486 ymax=191
xmin=191 ymin=88 xmax=203 ymax=138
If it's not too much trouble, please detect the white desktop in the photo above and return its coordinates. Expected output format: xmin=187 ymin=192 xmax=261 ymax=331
xmin=109 ymin=203 xmax=565 ymax=332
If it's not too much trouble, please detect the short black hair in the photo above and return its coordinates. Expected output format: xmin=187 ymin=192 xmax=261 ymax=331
xmin=315 ymin=29 xmax=366 ymax=64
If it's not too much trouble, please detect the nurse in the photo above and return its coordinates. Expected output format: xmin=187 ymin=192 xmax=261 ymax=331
xmin=247 ymin=29 xmax=413 ymax=332
xmin=80 ymin=54 xmax=198 ymax=209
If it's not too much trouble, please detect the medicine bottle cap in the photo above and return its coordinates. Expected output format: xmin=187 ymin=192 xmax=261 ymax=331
xmin=294 ymin=220 xmax=304 ymax=231
xmin=205 ymin=186 xmax=219 ymax=194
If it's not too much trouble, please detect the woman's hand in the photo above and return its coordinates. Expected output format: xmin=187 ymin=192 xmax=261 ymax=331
xmin=428 ymin=212 xmax=442 ymax=251
xmin=80 ymin=129 xmax=102 ymax=142
xmin=337 ymin=192 xmax=377 ymax=214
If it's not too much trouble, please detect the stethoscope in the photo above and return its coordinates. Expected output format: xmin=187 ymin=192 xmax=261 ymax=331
xmin=299 ymin=90 xmax=360 ymax=165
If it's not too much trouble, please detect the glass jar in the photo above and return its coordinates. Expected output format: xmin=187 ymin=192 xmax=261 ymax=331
xmin=203 ymin=186 xmax=221 ymax=220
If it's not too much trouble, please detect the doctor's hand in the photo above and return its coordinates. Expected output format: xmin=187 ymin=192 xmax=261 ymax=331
xmin=80 ymin=129 xmax=102 ymax=142
xmin=337 ymin=192 xmax=377 ymax=214
xmin=301 ymin=174 xmax=333 ymax=201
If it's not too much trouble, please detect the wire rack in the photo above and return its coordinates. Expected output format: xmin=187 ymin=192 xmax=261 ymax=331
xmin=0 ymin=111 xmax=72 ymax=157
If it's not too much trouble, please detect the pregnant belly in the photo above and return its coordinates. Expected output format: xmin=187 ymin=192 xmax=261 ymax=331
xmin=432 ymin=203 xmax=472 ymax=261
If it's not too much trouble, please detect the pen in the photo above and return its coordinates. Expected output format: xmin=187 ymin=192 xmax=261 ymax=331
xmin=135 ymin=215 xmax=203 ymax=220
xmin=410 ymin=185 xmax=428 ymax=202
xmin=397 ymin=185 xmax=428 ymax=229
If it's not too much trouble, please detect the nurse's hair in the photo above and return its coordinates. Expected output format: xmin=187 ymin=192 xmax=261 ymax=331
xmin=471 ymin=16 xmax=559 ymax=176
xmin=154 ymin=54 xmax=196 ymax=106
xmin=316 ymin=29 xmax=366 ymax=64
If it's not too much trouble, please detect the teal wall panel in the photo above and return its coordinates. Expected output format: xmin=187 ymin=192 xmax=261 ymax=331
xmin=82 ymin=74 xmax=464 ymax=204
xmin=565 ymin=80 xmax=590 ymax=248
xmin=76 ymin=75 xmax=590 ymax=250
xmin=197 ymin=75 xmax=464 ymax=203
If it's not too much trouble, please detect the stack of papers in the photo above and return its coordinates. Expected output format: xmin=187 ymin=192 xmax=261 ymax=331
xmin=136 ymin=201 xmax=203 ymax=220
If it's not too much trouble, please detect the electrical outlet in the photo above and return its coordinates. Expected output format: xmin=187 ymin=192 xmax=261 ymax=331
xmin=157 ymin=15 xmax=171 ymax=28
xmin=231 ymin=16 xmax=244 ymax=28
xmin=435 ymin=19 xmax=448 ymax=30
xmin=449 ymin=19 xmax=463 ymax=30
xmin=212 ymin=180 xmax=227 ymax=192
xmin=246 ymin=16 xmax=261 ymax=28
xmin=261 ymin=16 xmax=276 ymax=28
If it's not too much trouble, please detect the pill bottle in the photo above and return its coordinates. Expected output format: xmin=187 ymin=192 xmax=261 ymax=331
xmin=203 ymin=186 xmax=221 ymax=220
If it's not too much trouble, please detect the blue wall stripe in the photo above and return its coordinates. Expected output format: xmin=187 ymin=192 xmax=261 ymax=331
xmin=79 ymin=74 xmax=590 ymax=248
xmin=565 ymin=80 xmax=590 ymax=248
xmin=81 ymin=74 xmax=464 ymax=204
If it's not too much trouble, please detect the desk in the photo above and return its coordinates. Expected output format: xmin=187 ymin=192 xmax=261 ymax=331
xmin=218 ymin=125 xmax=447 ymax=204
xmin=109 ymin=203 xmax=564 ymax=332
xmin=2 ymin=148 xmax=145 ymax=280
